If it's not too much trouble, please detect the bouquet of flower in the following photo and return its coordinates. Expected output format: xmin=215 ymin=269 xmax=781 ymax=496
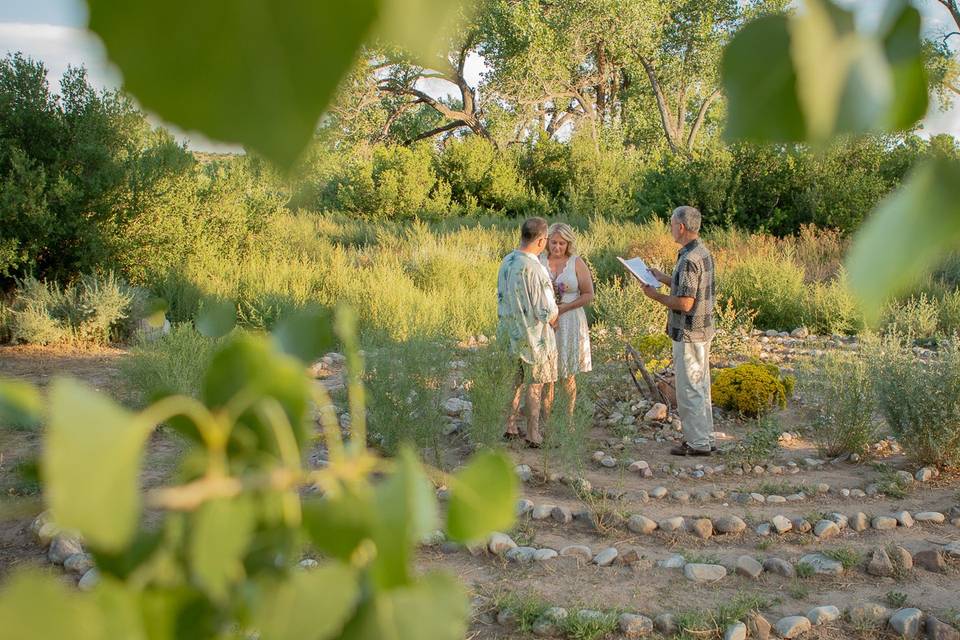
xmin=553 ymin=280 xmax=566 ymax=305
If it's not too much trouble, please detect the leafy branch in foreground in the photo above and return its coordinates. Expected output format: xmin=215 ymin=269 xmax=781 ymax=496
xmin=0 ymin=307 xmax=517 ymax=640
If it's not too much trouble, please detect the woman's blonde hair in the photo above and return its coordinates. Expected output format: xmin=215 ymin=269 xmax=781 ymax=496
xmin=547 ymin=223 xmax=578 ymax=256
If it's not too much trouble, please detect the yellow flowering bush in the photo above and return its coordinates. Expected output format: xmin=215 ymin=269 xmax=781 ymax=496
xmin=712 ymin=362 xmax=793 ymax=417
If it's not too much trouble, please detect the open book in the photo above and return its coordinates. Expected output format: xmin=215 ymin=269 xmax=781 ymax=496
xmin=617 ymin=256 xmax=662 ymax=288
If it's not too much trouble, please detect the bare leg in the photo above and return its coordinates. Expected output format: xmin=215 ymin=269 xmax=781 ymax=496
xmin=526 ymin=383 xmax=544 ymax=444
xmin=564 ymin=376 xmax=577 ymax=416
xmin=505 ymin=381 xmax=524 ymax=436
xmin=540 ymin=382 xmax=555 ymax=424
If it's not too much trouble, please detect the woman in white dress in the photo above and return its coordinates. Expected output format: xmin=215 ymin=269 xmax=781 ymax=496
xmin=540 ymin=223 xmax=594 ymax=416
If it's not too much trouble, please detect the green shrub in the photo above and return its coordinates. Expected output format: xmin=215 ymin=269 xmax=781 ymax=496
xmin=437 ymin=136 xmax=539 ymax=215
xmin=592 ymin=277 xmax=664 ymax=343
xmin=0 ymin=299 xmax=11 ymax=343
xmin=804 ymin=270 xmax=864 ymax=336
xmin=464 ymin=341 xmax=517 ymax=450
xmin=712 ymin=362 xmax=791 ymax=417
xmin=882 ymin=294 xmax=941 ymax=340
xmin=120 ymin=323 xmax=220 ymax=405
xmin=364 ymin=338 xmax=452 ymax=463
xmin=720 ymin=253 xmax=807 ymax=330
xmin=938 ymin=289 xmax=960 ymax=337
xmin=866 ymin=335 xmax=960 ymax=467
xmin=726 ymin=414 xmax=783 ymax=465
xmin=7 ymin=274 xmax=135 ymax=345
xmin=798 ymin=350 xmax=878 ymax=457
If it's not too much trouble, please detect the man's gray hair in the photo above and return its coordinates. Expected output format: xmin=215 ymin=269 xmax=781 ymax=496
xmin=672 ymin=206 xmax=702 ymax=234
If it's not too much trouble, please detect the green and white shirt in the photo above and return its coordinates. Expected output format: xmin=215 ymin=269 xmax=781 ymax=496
xmin=496 ymin=250 xmax=558 ymax=383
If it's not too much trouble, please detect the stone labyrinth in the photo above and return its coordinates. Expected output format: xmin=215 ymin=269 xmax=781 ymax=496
xmin=29 ymin=332 xmax=960 ymax=640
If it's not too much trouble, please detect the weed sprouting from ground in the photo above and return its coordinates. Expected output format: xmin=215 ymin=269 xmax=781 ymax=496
xmin=823 ymin=547 xmax=862 ymax=570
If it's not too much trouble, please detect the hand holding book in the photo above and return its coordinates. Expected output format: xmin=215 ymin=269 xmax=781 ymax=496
xmin=617 ymin=256 xmax=663 ymax=288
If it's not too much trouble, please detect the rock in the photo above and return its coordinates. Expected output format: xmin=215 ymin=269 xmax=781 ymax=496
xmin=914 ymin=512 xmax=945 ymax=524
xmin=592 ymin=450 xmax=606 ymax=462
xmin=543 ymin=607 xmax=568 ymax=623
xmin=78 ymin=568 xmax=100 ymax=591
xmin=771 ymin=515 xmax=793 ymax=534
xmin=747 ymin=612 xmax=772 ymax=640
xmin=914 ymin=549 xmax=946 ymax=573
xmin=791 ymin=327 xmax=810 ymax=338
xmin=497 ymin=608 xmax=517 ymax=627
xmin=916 ymin=467 xmax=935 ymax=482
xmin=792 ymin=518 xmax=812 ymax=534
xmin=443 ymin=397 xmax=472 ymax=416
xmin=725 ymin=621 xmax=747 ymax=640
xmin=849 ymin=603 xmax=891 ymax=625
xmin=532 ymin=503 xmax=556 ymax=520
xmin=829 ymin=512 xmax=848 ymax=529
xmin=775 ymin=615 xmax=812 ymax=638
xmin=48 ymin=535 xmax=84 ymax=565
xmin=945 ymin=542 xmax=960 ymax=558
xmin=713 ymin=515 xmax=747 ymax=534
xmin=767 ymin=495 xmax=787 ymax=504
xmin=873 ymin=515 xmax=899 ymax=530
xmin=750 ymin=493 xmax=766 ymax=503
xmin=896 ymin=470 xmax=915 ymax=485
xmin=531 ymin=619 xmax=557 ymax=636
xmin=651 ymin=486 xmax=668 ymax=499
xmin=600 ymin=456 xmax=618 ymax=468
xmin=557 ymin=545 xmax=592 ymax=563
xmin=816 ymin=482 xmax=830 ymax=493
xmin=798 ymin=553 xmax=844 ymax=575
xmin=575 ymin=609 xmax=605 ymax=623
xmin=890 ymin=608 xmax=923 ymax=638
xmin=735 ymin=555 xmax=763 ymax=579
xmin=36 ymin=522 xmax=60 ymax=547
xmin=628 ymin=460 xmax=650 ymax=473
xmin=684 ymin=563 xmax=727 ymax=582
xmin=488 ymin=533 xmax=517 ymax=555
xmin=657 ymin=554 xmax=687 ymax=569
xmin=440 ymin=541 xmax=463 ymax=554
xmin=516 ymin=499 xmax=534 ymax=516
xmin=763 ymin=558 xmax=797 ymax=578
xmin=658 ymin=516 xmax=685 ymax=532
xmin=851 ymin=512 xmax=869 ymax=531
xmin=671 ymin=490 xmax=690 ymax=503
xmin=756 ymin=523 xmax=772 ymax=537
xmin=787 ymin=493 xmax=805 ymax=502
xmin=655 ymin=613 xmax=677 ymax=635
xmin=691 ymin=518 xmax=713 ymax=540
xmin=593 ymin=547 xmax=619 ymax=566
xmin=628 ymin=515 xmax=658 ymax=535
xmin=893 ymin=545 xmax=914 ymax=570
xmin=63 ymin=553 xmax=94 ymax=575
xmin=534 ymin=548 xmax=558 ymax=561
xmin=645 ymin=403 xmax=668 ymax=421
xmin=506 ymin=547 xmax=537 ymax=563
xmin=552 ymin=506 xmax=573 ymax=524
xmin=621 ymin=548 xmax=643 ymax=564
xmin=619 ymin=613 xmax=654 ymax=638
xmin=807 ymin=606 xmax=841 ymax=625
xmin=868 ymin=548 xmax=895 ymax=577
xmin=515 ymin=464 xmax=532 ymax=482
xmin=814 ymin=520 xmax=840 ymax=539
xmin=850 ymin=489 xmax=867 ymax=499
xmin=925 ymin=616 xmax=960 ymax=640
xmin=895 ymin=511 xmax=915 ymax=528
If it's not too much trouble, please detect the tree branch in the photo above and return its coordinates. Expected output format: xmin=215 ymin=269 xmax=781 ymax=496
xmin=404 ymin=120 xmax=468 ymax=144
xmin=638 ymin=55 xmax=680 ymax=152
xmin=686 ymin=88 xmax=721 ymax=150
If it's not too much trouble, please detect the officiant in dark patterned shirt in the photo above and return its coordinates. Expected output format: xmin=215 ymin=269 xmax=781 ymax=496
xmin=638 ymin=206 xmax=717 ymax=456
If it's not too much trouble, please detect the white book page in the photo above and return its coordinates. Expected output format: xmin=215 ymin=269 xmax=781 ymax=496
xmin=617 ymin=256 xmax=661 ymax=288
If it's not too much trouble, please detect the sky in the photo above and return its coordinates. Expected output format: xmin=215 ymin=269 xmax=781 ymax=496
xmin=0 ymin=0 xmax=957 ymax=153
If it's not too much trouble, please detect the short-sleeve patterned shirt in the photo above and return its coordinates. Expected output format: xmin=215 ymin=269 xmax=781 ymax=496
xmin=666 ymin=238 xmax=715 ymax=343
xmin=496 ymin=250 xmax=559 ymax=383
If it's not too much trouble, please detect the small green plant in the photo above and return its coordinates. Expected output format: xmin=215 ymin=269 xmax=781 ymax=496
xmin=561 ymin=610 xmax=619 ymax=640
xmin=796 ymin=563 xmax=815 ymax=578
xmin=680 ymin=549 xmax=721 ymax=565
xmin=726 ymin=414 xmax=783 ymax=465
xmin=494 ymin=592 xmax=551 ymax=633
xmin=120 ymin=323 xmax=221 ymax=406
xmin=464 ymin=339 xmax=520 ymax=450
xmin=798 ymin=349 xmax=878 ymax=457
xmin=787 ymin=580 xmax=812 ymax=599
xmin=885 ymin=591 xmax=908 ymax=608
xmin=823 ymin=547 xmax=862 ymax=570
xmin=865 ymin=334 xmax=960 ymax=467
xmin=756 ymin=539 xmax=773 ymax=551
xmin=712 ymin=362 xmax=792 ymax=417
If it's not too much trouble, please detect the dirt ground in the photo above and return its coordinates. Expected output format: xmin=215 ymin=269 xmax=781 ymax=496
xmin=1 ymin=342 xmax=958 ymax=639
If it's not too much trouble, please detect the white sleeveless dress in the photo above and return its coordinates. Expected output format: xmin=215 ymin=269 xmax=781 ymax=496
xmin=541 ymin=255 xmax=592 ymax=378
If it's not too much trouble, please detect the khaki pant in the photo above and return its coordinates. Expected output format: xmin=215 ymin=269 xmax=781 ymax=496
xmin=672 ymin=339 xmax=714 ymax=452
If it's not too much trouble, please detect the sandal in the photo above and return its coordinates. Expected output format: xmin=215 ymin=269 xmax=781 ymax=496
xmin=502 ymin=432 xmax=521 ymax=441
xmin=525 ymin=439 xmax=543 ymax=449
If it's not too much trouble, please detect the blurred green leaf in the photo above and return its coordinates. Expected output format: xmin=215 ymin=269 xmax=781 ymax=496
xmin=0 ymin=570 xmax=105 ymax=639
xmin=370 ymin=447 xmax=437 ymax=588
xmin=189 ymin=496 xmax=256 ymax=602
xmin=86 ymin=0 xmax=379 ymax=170
xmin=139 ymin=586 xmax=220 ymax=640
xmin=302 ymin=487 xmax=375 ymax=562
xmin=195 ymin=298 xmax=236 ymax=339
xmin=878 ymin=0 xmax=928 ymax=129
xmin=723 ymin=0 xmax=927 ymax=143
xmin=92 ymin=579 xmax=148 ymax=640
xmin=0 ymin=378 xmax=42 ymax=429
xmin=255 ymin=562 xmax=359 ymax=640
xmin=846 ymin=157 xmax=960 ymax=322
xmin=373 ymin=0 xmax=466 ymax=66
xmin=202 ymin=335 xmax=312 ymax=457
xmin=446 ymin=450 xmax=517 ymax=542
xmin=721 ymin=15 xmax=806 ymax=142
xmin=340 ymin=571 xmax=467 ymax=640
xmin=272 ymin=306 xmax=335 ymax=364
xmin=44 ymin=378 xmax=152 ymax=551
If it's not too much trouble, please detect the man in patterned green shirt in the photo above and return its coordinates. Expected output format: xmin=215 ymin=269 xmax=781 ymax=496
xmin=497 ymin=217 xmax=559 ymax=447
